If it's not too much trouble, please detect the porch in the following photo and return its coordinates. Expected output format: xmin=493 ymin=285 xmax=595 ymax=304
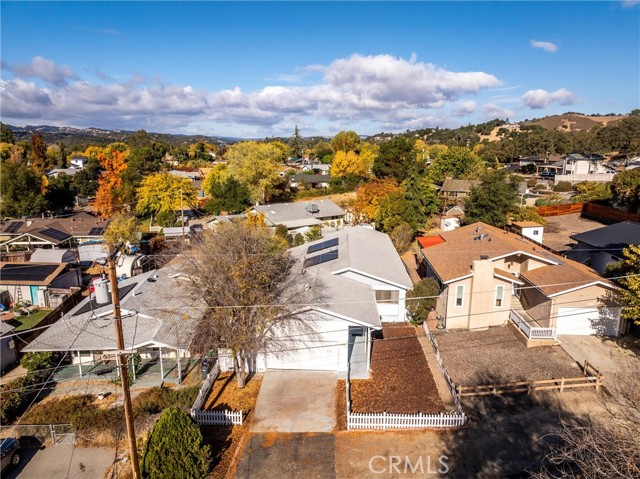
xmin=54 ymin=349 xmax=198 ymax=386
xmin=509 ymin=296 xmax=557 ymax=345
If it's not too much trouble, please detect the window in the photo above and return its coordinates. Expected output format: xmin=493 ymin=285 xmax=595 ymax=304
xmin=495 ymin=285 xmax=504 ymax=307
xmin=533 ymin=230 xmax=539 ymax=235
xmin=455 ymin=285 xmax=464 ymax=307
xmin=375 ymin=290 xmax=399 ymax=304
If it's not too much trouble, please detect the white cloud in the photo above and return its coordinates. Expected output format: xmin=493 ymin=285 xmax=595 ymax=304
xmin=530 ymin=40 xmax=558 ymax=53
xmin=452 ymin=100 xmax=477 ymax=116
xmin=6 ymin=56 xmax=75 ymax=85
xmin=521 ymin=88 xmax=578 ymax=109
xmin=1 ymin=53 xmax=504 ymax=133
xmin=622 ymin=0 xmax=640 ymax=7
xmin=482 ymin=102 xmax=514 ymax=120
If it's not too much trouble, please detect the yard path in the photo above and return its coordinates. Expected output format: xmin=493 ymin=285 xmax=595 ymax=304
xmin=415 ymin=328 xmax=456 ymax=411
xmin=400 ymin=252 xmax=421 ymax=285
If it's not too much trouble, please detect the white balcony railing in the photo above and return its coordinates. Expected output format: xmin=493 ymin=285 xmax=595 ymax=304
xmin=510 ymin=310 xmax=556 ymax=340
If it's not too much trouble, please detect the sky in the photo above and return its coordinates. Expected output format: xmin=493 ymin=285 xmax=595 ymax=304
xmin=1 ymin=1 xmax=639 ymax=138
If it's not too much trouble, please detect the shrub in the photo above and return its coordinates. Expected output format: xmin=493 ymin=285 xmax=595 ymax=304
xmin=156 ymin=211 xmax=177 ymax=227
xmin=304 ymin=225 xmax=322 ymax=242
xmin=141 ymin=407 xmax=210 ymax=479
xmin=406 ymin=278 xmax=441 ymax=325
xmin=389 ymin=222 xmax=414 ymax=253
xmin=553 ymin=181 xmax=573 ymax=192
xmin=133 ymin=386 xmax=199 ymax=416
xmin=20 ymin=351 xmax=61 ymax=372
xmin=0 ymin=371 xmax=47 ymax=423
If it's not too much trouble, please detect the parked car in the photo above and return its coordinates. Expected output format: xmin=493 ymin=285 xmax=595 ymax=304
xmin=1 ymin=438 xmax=21 ymax=472
xmin=540 ymin=171 xmax=556 ymax=179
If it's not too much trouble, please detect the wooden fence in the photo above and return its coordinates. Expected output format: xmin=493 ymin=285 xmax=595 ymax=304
xmin=536 ymin=202 xmax=585 ymax=217
xmin=190 ymin=360 xmax=244 ymax=426
xmin=456 ymin=361 xmax=603 ymax=397
xmin=583 ymin=202 xmax=640 ymax=223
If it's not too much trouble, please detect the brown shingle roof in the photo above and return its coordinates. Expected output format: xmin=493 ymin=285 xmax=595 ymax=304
xmin=0 ymin=212 xmax=109 ymax=237
xmin=421 ymin=222 xmax=611 ymax=296
xmin=440 ymin=178 xmax=481 ymax=193
xmin=513 ymin=221 xmax=543 ymax=228
xmin=422 ymin=222 xmax=555 ymax=282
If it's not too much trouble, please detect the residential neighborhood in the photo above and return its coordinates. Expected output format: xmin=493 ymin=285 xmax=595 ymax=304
xmin=1 ymin=2 xmax=639 ymax=479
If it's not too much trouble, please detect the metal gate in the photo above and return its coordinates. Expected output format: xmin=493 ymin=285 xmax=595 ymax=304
xmin=0 ymin=423 xmax=74 ymax=446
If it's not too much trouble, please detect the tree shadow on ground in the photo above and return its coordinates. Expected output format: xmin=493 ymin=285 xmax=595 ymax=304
xmin=441 ymin=371 xmax=591 ymax=478
xmin=200 ymin=421 xmax=234 ymax=474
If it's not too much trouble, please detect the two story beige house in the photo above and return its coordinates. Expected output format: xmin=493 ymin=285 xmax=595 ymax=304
xmin=419 ymin=222 xmax=625 ymax=338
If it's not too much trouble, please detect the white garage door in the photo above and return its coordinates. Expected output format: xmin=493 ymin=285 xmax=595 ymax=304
xmin=266 ymin=340 xmax=340 ymax=371
xmin=556 ymin=308 xmax=600 ymax=335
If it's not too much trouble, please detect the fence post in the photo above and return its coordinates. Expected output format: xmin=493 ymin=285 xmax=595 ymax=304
xmin=50 ymin=424 xmax=55 ymax=443
xmin=584 ymin=359 xmax=589 ymax=376
xmin=560 ymin=377 xmax=565 ymax=393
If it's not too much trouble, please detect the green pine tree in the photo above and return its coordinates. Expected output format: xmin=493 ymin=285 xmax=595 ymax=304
xmin=141 ymin=407 xmax=211 ymax=479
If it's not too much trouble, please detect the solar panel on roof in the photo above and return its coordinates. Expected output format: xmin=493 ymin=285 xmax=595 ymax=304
xmin=89 ymin=227 xmax=105 ymax=236
xmin=306 ymin=237 xmax=339 ymax=254
xmin=0 ymin=264 xmax=59 ymax=282
xmin=38 ymin=227 xmax=71 ymax=241
xmin=4 ymin=221 xmax=23 ymax=233
xmin=303 ymin=250 xmax=339 ymax=268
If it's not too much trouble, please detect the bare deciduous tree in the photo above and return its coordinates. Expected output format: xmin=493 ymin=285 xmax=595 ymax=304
xmin=182 ymin=221 xmax=323 ymax=388
xmin=532 ymin=369 xmax=640 ymax=478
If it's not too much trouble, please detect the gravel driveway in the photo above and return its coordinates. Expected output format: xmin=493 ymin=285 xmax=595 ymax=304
xmin=435 ymin=326 xmax=582 ymax=385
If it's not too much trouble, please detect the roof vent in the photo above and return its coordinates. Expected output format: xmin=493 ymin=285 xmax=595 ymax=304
xmin=306 ymin=204 xmax=319 ymax=214
xmin=480 ymin=255 xmax=489 ymax=260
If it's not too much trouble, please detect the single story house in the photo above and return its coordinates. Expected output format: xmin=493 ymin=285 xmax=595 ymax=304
xmin=46 ymin=167 xmax=80 ymax=178
xmin=0 ymin=262 xmax=82 ymax=308
xmin=566 ymin=221 xmax=640 ymax=274
xmin=1 ymin=322 xmax=18 ymax=373
xmin=238 ymin=227 xmax=413 ymax=378
xmin=419 ymin=222 xmax=625 ymax=338
xmin=289 ymin=174 xmax=332 ymax=190
xmin=23 ymin=265 xmax=206 ymax=383
xmin=252 ymin=200 xmax=346 ymax=233
xmin=509 ymin=221 xmax=544 ymax=244
xmin=0 ymin=212 xmax=109 ymax=252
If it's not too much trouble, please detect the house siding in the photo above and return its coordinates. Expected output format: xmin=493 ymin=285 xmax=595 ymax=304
xmin=335 ymin=270 xmax=407 ymax=322
xmin=520 ymin=281 xmax=553 ymax=327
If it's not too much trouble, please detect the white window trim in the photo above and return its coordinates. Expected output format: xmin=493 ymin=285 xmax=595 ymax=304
xmin=454 ymin=285 xmax=464 ymax=307
xmin=495 ymin=285 xmax=505 ymax=308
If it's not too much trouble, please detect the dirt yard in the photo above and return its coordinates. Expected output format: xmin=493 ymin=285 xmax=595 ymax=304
xmin=203 ymin=373 xmax=263 ymax=479
xmin=336 ymin=324 xmax=444 ymax=430
xmin=542 ymin=212 xmax=605 ymax=252
xmin=435 ymin=326 xmax=582 ymax=386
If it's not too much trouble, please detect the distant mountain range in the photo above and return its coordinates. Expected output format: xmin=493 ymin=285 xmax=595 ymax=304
xmin=6 ymin=124 xmax=242 ymax=147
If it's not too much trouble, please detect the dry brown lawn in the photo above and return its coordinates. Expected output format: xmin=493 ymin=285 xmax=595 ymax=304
xmin=202 ymin=373 xmax=263 ymax=479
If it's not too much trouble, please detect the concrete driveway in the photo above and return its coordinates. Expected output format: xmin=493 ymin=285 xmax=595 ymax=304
xmin=4 ymin=445 xmax=114 ymax=479
xmin=558 ymin=335 xmax=640 ymax=388
xmin=251 ymin=370 xmax=336 ymax=433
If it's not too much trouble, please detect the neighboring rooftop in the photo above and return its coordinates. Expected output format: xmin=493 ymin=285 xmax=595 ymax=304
xmin=253 ymin=200 xmax=345 ymax=228
xmin=440 ymin=178 xmax=481 ymax=193
xmin=0 ymin=262 xmax=67 ymax=286
xmin=570 ymin=221 xmax=640 ymax=253
xmin=421 ymin=222 xmax=610 ymax=295
xmin=24 ymin=265 xmax=205 ymax=353
xmin=513 ymin=221 xmax=543 ymax=228
xmin=0 ymin=212 xmax=109 ymax=238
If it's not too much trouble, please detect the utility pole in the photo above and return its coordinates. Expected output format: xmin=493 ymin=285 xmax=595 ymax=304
xmin=180 ymin=188 xmax=185 ymax=245
xmin=107 ymin=249 xmax=141 ymax=479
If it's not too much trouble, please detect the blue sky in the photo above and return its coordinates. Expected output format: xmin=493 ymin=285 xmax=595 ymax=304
xmin=1 ymin=1 xmax=639 ymax=137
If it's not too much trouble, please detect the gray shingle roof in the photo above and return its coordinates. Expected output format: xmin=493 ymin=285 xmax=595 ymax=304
xmin=1 ymin=322 xmax=16 ymax=336
xmin=570 ymin=221 xmax=640 ymax=253
xmin=253 ymin=200 xmax=345 ymax=227
xmin=24 ymin=266 xmax=205 ymax=353
xmin=288 ymin=226 xmax=413 ymax=328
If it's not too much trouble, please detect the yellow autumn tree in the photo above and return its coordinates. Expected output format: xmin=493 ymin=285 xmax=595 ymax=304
xmin=352 ymin=178 xmax=402 ymax=223
xmin=330 ymin=143 xmax=376 ymax=179
xmin=102 ymin=214 xmax=140 ymax=247
xmin=95 ymin=149 xmax=128 ymax=218
xmin=224 ymin=141 xmax=283 ymax=204
xmin=136 ymin=172 xmax=198 ymax=216
xmin=202 ymin=164 xmax=231 ymax=196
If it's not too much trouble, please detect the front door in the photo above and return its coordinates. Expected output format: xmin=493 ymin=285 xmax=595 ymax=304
xmin=30 ymin=286 xmax=39 ymax=305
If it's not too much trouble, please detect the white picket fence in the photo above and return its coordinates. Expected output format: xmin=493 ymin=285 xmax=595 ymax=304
xmin=191 ymin=410 xmax=244 ymax=426
xmin=348 ymin=411 xmax=466 ymax=430
xmin=345 ymin=326 xmax=466 ymax=430
xmin=190 ymin=360 xmax=244 ymax=426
